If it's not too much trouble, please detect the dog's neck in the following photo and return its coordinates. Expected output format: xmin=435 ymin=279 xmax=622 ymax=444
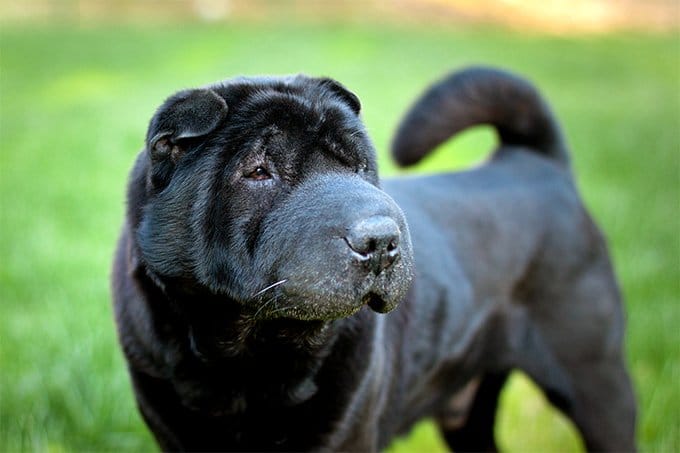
xmin=133 ymin=261 xmax=340 ymax=411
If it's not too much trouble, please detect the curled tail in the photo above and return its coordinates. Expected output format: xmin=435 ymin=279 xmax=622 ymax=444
xmin=391 ymin=67 xmax=570 ymax=167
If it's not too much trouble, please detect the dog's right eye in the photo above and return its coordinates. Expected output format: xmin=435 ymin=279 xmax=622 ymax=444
xmin=244 ymin=166 xmax=272 ymax=181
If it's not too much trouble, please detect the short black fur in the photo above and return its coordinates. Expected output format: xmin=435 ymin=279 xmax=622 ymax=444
xmin=112 ymin=68 xmax=636 ymax=451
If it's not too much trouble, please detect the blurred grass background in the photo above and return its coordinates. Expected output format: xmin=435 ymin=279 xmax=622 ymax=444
xmin=1 ymin=2 xmax=678 ymax=451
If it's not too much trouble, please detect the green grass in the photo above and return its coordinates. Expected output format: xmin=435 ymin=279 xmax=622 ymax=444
xmin=1 ymin=21 xmax=678 ymax=452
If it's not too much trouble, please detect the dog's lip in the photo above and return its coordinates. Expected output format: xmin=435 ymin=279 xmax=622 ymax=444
xmin=249 ymin=283 xmax=372 ymax=321
xmin=261 ymin=289 xmax=395 ymax=321
xmin=247 ymin=267 xmax=405 ymax=320
xmin=258 ymin=295 xmax=364 ymax=321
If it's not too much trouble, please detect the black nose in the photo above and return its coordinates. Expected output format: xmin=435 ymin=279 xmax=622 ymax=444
xmin=345 ymin=216 xmax=401 ymax=276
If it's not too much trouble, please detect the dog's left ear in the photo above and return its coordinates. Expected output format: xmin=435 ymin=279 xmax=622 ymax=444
xmin=318 ymin=78 xmax=361 ymax=115
xmin=146 ymin=88 xmax=228 ymax=163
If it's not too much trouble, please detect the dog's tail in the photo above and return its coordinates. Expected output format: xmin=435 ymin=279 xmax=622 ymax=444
xmin=391 ymin=67 xmax=570 ymax=167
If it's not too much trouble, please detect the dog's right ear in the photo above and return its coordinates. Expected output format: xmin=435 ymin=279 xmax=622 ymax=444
xmin=146 ymin=88 xmax=228 ymax=164
xmin=317 ymin=78 xmax=361 ymax=115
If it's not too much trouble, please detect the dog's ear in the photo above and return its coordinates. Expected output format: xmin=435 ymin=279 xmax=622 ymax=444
xmin=317 ymin=78 xmax=361 ymax=115
xmin=146 ymin=88 xmax=228 ymax=163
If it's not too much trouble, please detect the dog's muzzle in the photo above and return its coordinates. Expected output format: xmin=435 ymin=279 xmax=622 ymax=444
xmin=252 ymin=174 xmax=414 ymax=321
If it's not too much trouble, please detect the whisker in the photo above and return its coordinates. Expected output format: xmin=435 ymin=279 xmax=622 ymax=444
xmin=267 ymin=298 xmax=305 ymax=317
xmin=252 ymin=279 xmax=288 ymax=298
xmin=253 ymin=294 xmax=280 ymax=319
xmin=267 ymin=304 xmax=293 ymax=317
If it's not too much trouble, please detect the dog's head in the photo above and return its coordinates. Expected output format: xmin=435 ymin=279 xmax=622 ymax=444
xmin=131 ymin=75 xmax=413 ymax=321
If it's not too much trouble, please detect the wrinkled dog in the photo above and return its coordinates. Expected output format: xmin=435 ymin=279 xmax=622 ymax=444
xmin=112 ymin=67 xmax=636 ymax=451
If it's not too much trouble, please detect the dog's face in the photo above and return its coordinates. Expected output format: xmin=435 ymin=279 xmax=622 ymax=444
xmin=133 ymin=75 xmax=413 ymax=321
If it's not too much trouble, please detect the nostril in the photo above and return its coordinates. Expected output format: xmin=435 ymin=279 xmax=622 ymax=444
xmin=344 ymin=216 xmax=401 ymax=274
xmin=367 ymin=239 xmax=377 ymax=254
xmin=344 ymin=236 xmax=371 ymax=260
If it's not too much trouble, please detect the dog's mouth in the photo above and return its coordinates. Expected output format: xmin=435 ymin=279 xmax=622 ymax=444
xmin=247 ymin=280 xmax=399 ymax=321
xmin=363 ymin=292 xmax=390 ymax=313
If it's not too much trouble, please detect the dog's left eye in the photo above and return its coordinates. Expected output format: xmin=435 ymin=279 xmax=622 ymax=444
xmin=245 ymin=166 xmax=272 ymax=181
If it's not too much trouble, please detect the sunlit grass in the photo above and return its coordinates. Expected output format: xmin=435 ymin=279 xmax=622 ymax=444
xmin=1 ymin=22 xmax=677 ymax=451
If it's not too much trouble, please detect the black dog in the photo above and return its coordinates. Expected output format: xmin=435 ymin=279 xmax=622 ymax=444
xmin=112 ymin=67 xmax=636 ymax=451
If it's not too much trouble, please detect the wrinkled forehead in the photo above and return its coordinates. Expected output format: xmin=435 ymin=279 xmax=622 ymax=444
xmin=215 ymin=78 xmax=360 ymax=128
xmin=211 ymin=80 xmax=373 ymax=163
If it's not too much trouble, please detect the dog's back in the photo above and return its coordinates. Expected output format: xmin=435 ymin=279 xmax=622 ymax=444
xmin=382 ymin=67 xmax=636 ymax=451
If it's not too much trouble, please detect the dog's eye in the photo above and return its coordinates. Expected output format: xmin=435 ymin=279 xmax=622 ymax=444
xmin=245 ymin=166 xmax=272 ymax=181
